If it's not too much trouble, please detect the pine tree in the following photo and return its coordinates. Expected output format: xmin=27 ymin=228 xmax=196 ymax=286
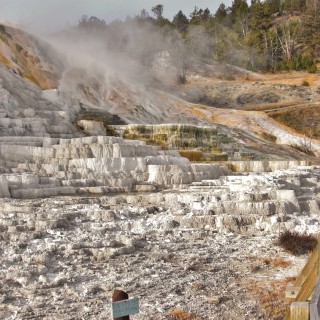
xmin=301 ymin=0 xmax=320 ymax=56
xmin=173 ymin=10 xmax=189 ymax=34
xmin=215 ymin=3 xmax=230 ymax=26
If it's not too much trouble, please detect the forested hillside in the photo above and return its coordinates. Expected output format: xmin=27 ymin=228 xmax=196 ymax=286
xmin=71 ymin=0 xmax=320 ymax=80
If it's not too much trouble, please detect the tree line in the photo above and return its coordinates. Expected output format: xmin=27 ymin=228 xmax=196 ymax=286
xmin=75 ymin=0 xmax=320 ymax=81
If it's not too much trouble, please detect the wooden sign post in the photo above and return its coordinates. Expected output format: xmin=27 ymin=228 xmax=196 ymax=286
xmin=112 ymin=290 xmax=139 ymax=320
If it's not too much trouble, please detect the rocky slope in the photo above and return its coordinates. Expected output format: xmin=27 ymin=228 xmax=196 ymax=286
xmin=0 ymin=24 xmax=63 ymax=89
xmin=1 ymin=165 xmax=319 ymax=319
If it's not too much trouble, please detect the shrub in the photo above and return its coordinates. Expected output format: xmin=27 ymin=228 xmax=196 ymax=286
xmin=0 ymin=24 xmax=5 ymax=33
xmin=302 ymin=80 xmax=310 ymax=86
xmin=308 ymin=64 xmax=318 ymax=74
xmin=275 ymin=55 xmax=314 ymax=72
xmin=291 ymin=140 xmax=315 ymax=156
xmin=248 ymin=256 xmax=291 ymax=273
xmin=177 ymin=74 xmax=187 ymax=84
xmin=276 ymin=230 xmax=318 ymax=255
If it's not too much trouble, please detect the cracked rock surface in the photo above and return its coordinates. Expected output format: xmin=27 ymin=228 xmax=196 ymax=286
xmin=1 ymin=164 xmax=318 ymax=320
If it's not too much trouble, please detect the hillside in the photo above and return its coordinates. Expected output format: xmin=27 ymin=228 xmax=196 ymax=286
xmin=0 ymin=23 xmax=319 ymax=162
xmin=0 ymin=24 xmax=63 ymax=89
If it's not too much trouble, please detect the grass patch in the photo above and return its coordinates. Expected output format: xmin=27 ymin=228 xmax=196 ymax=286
xmin=269 ymin=104 xmax=320 ymax=139
xmin=248 ymin=256 xmax=291 ymax=272
xmin=169 ymin=309 xmax=200 ymax=320
xmin=276 ymin=230 xmax=318 ymax=255
xmin=190 ymin=107 xmax=208 ymax=119
xmin=225 ymin=74 xmax=236 ymax=81
xmin=242 ymin=100 xmax=302 ymax=111
xmin=246 ymin=277 xmax=295 ymax=320
xmin=217 ymin=73 xmax=236 ymax=81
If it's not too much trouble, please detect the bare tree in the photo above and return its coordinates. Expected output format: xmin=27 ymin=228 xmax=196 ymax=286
xmin=170 ymin=33 xmax=192 ymax=84
xmin=276 ymin=20 xmax=300 ymax=61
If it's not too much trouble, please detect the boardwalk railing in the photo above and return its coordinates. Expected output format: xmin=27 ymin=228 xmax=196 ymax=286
xmin=284 ymin=241 xmax=320 ymax=320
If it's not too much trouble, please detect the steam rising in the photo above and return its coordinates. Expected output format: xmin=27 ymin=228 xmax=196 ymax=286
xmin=47 ymin=19 xmax=169 ymax=87
xmin=45 ymin=16 xmax=213 ymax=92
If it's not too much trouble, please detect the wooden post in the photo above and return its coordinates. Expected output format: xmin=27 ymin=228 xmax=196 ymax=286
xmin=317 ymin=241 xmax=320 ymax=272
xmin=112 ymin=290 xmax=130 ymax=320
xmin=290 ymin=302 xmax=309 ymax=320
xmin=310 ymin=274 xmax=320 ymax=320
xmin=284 ymin=240 xmax=320 ymax=320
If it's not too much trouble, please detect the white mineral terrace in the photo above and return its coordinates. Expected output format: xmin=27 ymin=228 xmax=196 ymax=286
xmin=0 ymin=160 xmax=319 ymax=319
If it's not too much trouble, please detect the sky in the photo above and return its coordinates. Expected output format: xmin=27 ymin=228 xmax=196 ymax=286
xmin=0 ymin=0 xmax=232 ymax=34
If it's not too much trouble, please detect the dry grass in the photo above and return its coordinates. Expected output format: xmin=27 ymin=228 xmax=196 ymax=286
xmin=276 ymin=230 xmax=318 ymax=255
xmin=168 ymin=309 xmax=200 ymax=320
xmin=246 ymin=277 xmax=296 ymax=320
xmin=261 ymin=71 xmax=319 ymax=87
xmin=242 ymin=100 xmax=302 ymax=111
xmin=269 ymin=104 xmax=320 ymax=139
xmin=247 ymin=256 xmax=291 ymax=272
xmin=270 ymin=257 xmax=292 ymax=268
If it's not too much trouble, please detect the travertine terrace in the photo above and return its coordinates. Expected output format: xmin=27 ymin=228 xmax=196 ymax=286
xmin=0 ymin=24 xmax=320 ymax=320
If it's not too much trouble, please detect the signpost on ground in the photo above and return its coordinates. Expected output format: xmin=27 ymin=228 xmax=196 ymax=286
xmin=112 ymin=289 xmax=139 ymax=320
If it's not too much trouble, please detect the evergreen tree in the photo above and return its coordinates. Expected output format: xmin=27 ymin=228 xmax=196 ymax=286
xmin=265 ymin=0 xmax=282 ymax=14
xmin=230 ymin=0 xmax=249 ymax=24
xmin=247 ymin=1 xmax=272 ymax=51
xmin=190 ymin=7 xmax=202 ymax=25
xmin=283 ymin=0 xmax=306 ymax=14
xmin=215 ymin=3 xmax=230 ymax=26
xmin=77 ymin=15 xmax=107 ymax=33
xmin=301 ymin=0 xmax=320 ymax=57
xmin=173 ymin=10 xmax=189 ymax=34
xmin=230 ymin=0 xmax=250 ymax=38
xmin=151 ymin=4 xmax=164 ymax=20
xmin=190 ymin=7 xmax=212 ymax=28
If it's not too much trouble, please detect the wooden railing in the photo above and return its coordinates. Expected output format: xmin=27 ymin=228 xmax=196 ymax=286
xmin=284 ymin=241 xmax=320 ymax=320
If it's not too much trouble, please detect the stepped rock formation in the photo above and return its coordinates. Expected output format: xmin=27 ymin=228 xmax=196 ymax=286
xmin=1 ymin=165 xmax=320 ymax=319
xmin=0 ymin=135 xmax=231 ymax=198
